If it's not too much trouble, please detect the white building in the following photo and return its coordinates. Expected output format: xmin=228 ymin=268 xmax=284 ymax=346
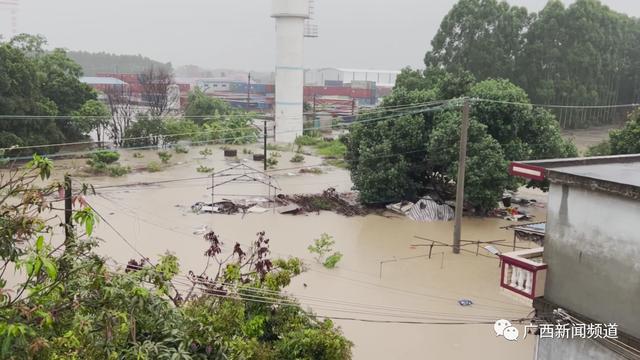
xmin=272 ymin=0 xmax=309 ymax=143
xmin=305 ymin=68 xmax=400 ymax=87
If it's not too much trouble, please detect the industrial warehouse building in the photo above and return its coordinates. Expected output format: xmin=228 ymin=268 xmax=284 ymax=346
xmin=304 ymin=67 xmax=400 ymax=88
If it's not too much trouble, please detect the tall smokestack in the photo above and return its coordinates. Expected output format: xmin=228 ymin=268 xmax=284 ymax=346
xmin=272 ymin=0 xmax=310 ymax=143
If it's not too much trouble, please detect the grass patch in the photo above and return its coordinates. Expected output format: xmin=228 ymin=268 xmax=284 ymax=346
xmin=309 ymin=197 xmax=333 ymax=211
xmin=290 ymin=153 xmax=305 ymax=163
xmin=107 ymin=164 xmax=131 ymax=177
xmin=174 ymin=144 xmax=189 ymax=154
xmin=199 ymin=148 xmax=213 ymax=158
xmin=90 ymin=150 xmax=120 ymax=164
xmin=295 ymin=135 xmax=322 ymax=146
xmin=316 ymin=140 xmax=346 ymax=159
xmin=299 ymin=167 xmax=323 ymax=175
xmin=266 ymin=156 xmax=278 ymax=169
xmin=266 ymin=143 xmax=291 ymax=151
xmin=196 ymin=165 xmax=215 ymax=173
xmin=157 ymin=151 xmax=172 ymax=164
xmin=147 ymin=161 xmax=162 ymax=173
xmin=324 ymin=159 xmax=348 ymax=169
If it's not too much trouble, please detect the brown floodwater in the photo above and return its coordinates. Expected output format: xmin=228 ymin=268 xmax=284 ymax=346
xmin=16 ymin=145 xmax=549 ymax=359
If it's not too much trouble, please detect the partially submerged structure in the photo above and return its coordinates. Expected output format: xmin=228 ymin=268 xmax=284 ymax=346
xmin=503 ymin=154 xmax=640 ymax=359
xmin=386 ymin=197 xmax=454 ymax=222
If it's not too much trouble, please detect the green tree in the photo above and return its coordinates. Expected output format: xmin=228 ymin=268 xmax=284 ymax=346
xmin=426 ymin=0 xmax=530 ymax=81
xmin=346 ymin=78 xmax=575 ymax=211
xmin=468 ymin=79 xmax=577 ymax=161
xmin=607 ymin=109 xmax=640 ymax=154
xmin=72 ymin=99 xmax=110 ymax=144
xmin=347 ymin=113 xmax=436 ymax=204
xmin=0 ymin=34 xmax=97 ymax=154
xmin=67 ymin=50 xmax=172 ymax=76
xmin=123 ymin=113 xmax=167 ymax=147
xmin=428 ymin=113 xmax=509 ymax=212
xmin=425 ymin=0 xmax=640 ymax=129
xmin=185 ymin=88 xmax=233 ymax=124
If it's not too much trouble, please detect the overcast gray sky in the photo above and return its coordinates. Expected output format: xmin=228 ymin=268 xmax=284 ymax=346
xmin=3 ymin=0 xmax=639 ymax=71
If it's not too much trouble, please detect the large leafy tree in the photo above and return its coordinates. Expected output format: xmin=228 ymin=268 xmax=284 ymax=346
xmin=428 ymin=113 xmax=509 ymax=212
xmin=346 ymin=77 xmax=576 ymax=212
xmin=425 ymin=0 xmax=530 ymax=81
xmin=185 ymin=88 xmax=234 ymax=125
xmin=0 ymin=34 xmax=97 ymax=153
xmin=71 ymin=99 xmax=110 ymax=144
xmin=467 ymin=79 xmax=577 ymax=161
xmin=590 ymin=109 xmax=640 ymax=156
xmin=426 ymin=0 xmax=640 ymax=128
xmin=347 ymin=114 xmax=434 ymax=204
xmin=609 ymin=110 xmax=640 ymax=154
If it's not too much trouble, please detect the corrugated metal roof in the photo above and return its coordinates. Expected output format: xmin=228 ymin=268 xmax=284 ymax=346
xmin=80 ymin=77 xmax=128 ymax=85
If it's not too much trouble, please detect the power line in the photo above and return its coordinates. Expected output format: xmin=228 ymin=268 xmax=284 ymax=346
xmin=85 ymin=199 xmax=150 ymax=264
xmin=471 ymin=98 xmax=640 ymax=110
xmin=104 ymin=266 xmax=527 ymax=325
xmin=90 ymin=195 xmax=529 ymax=313
xmin=1 ymin=102 xmax=451 ymax=156
xmin=0 ymin=99 xmax=449 ymax=120
xmin=116 ymin=258 xmax=526 ymax=317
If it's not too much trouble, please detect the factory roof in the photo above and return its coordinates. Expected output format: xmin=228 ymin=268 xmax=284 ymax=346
xmin=509 ymin=154 xmax=640 ymax=200
xmin=80 ymin=76 xmax=127 ymax=85
xmin=316 ymin=67 xmax=401 ymax=74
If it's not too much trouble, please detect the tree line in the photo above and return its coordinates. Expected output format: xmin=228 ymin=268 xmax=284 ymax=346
xmin=67 ymin=50 xmax=172 ymax=76
xmin=0 ymin=35 xmax=96 ymax=153
xmin=424 ymin=0 xmax=640 ymax=128
xmin=0 ymin=34 xmax=258 ymax=157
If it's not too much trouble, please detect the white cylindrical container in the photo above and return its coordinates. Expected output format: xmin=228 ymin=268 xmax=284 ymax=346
xmin=272 ymin=0 xmax=309 ymax=143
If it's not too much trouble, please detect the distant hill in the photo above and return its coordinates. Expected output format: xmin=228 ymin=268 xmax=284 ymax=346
xmin=68 ymin=51 xmax=172 ymax=76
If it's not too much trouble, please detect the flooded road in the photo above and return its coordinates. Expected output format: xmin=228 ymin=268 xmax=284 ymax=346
xmin=51 ymin=145 xmax=545 ymax=359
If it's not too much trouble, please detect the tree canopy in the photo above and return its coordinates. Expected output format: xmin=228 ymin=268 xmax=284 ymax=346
xmin=67 ymin=50 xmax=172 ymax=76
xmin=346 ymin=74 xmax=577 ymax=212
xmin=0 ymin=35 xmax=97 ymax=153
xmin=185 ymin=88 xmax=234 ymax=124
xmin=425 ymin=0 xmax=640 ymax=128
xmin=587 ymin=109 xmax=640 ymax=156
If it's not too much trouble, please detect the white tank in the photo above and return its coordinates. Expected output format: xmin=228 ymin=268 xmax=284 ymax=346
xmin=272 ymin=0 xmax=310 ymax=143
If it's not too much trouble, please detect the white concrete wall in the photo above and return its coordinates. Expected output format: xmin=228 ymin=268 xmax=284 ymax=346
xmin=272 ymin=0 xmax=308 ymax=142
xmin=545 ymin=184 xmax=640 ymax=338
xmin=537 ymin=337 xmax=626 ymax=360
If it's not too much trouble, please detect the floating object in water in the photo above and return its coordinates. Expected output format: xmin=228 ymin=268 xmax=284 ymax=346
xmin=458 ymin=299 xmax=473 ymax=306
xmin=193 ymin=225 xmax=208 ymax=235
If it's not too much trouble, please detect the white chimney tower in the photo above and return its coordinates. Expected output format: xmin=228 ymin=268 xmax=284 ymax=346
xmin=271 ymin=0 xmax=310 ymax=143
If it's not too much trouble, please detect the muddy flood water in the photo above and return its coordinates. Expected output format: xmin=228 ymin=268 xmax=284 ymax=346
xmin=41 ymin=145 xmax=549 ymax=359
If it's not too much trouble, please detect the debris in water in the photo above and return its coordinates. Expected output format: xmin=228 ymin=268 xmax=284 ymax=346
xmin=458 ymin=299 xmax=473 ymax=306
xmin=276 ymin=204 xmax=302 ymax=214
xmin=386 ymin=197 xmax=454 ymax=222
xmin=191 ymin=201 xmax=249 ymax=215
xmin=193 ymin=225 xmax=209 ymax=235
xmin=247 ymin=206 xmax=270 ymax=214
xmin=276 ymin=188 xmax=369 ymax=217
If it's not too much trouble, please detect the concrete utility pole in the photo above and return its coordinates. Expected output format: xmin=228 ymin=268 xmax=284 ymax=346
xmin=453 ymin=98 xmax=470 ymax=254
xmin=247 ymin=73 xmax=251 ymax=110
xmin=263 ymin=120 xmax=268 ymax=171
xmin=64 ymin=174 xmax=73 ymax=246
